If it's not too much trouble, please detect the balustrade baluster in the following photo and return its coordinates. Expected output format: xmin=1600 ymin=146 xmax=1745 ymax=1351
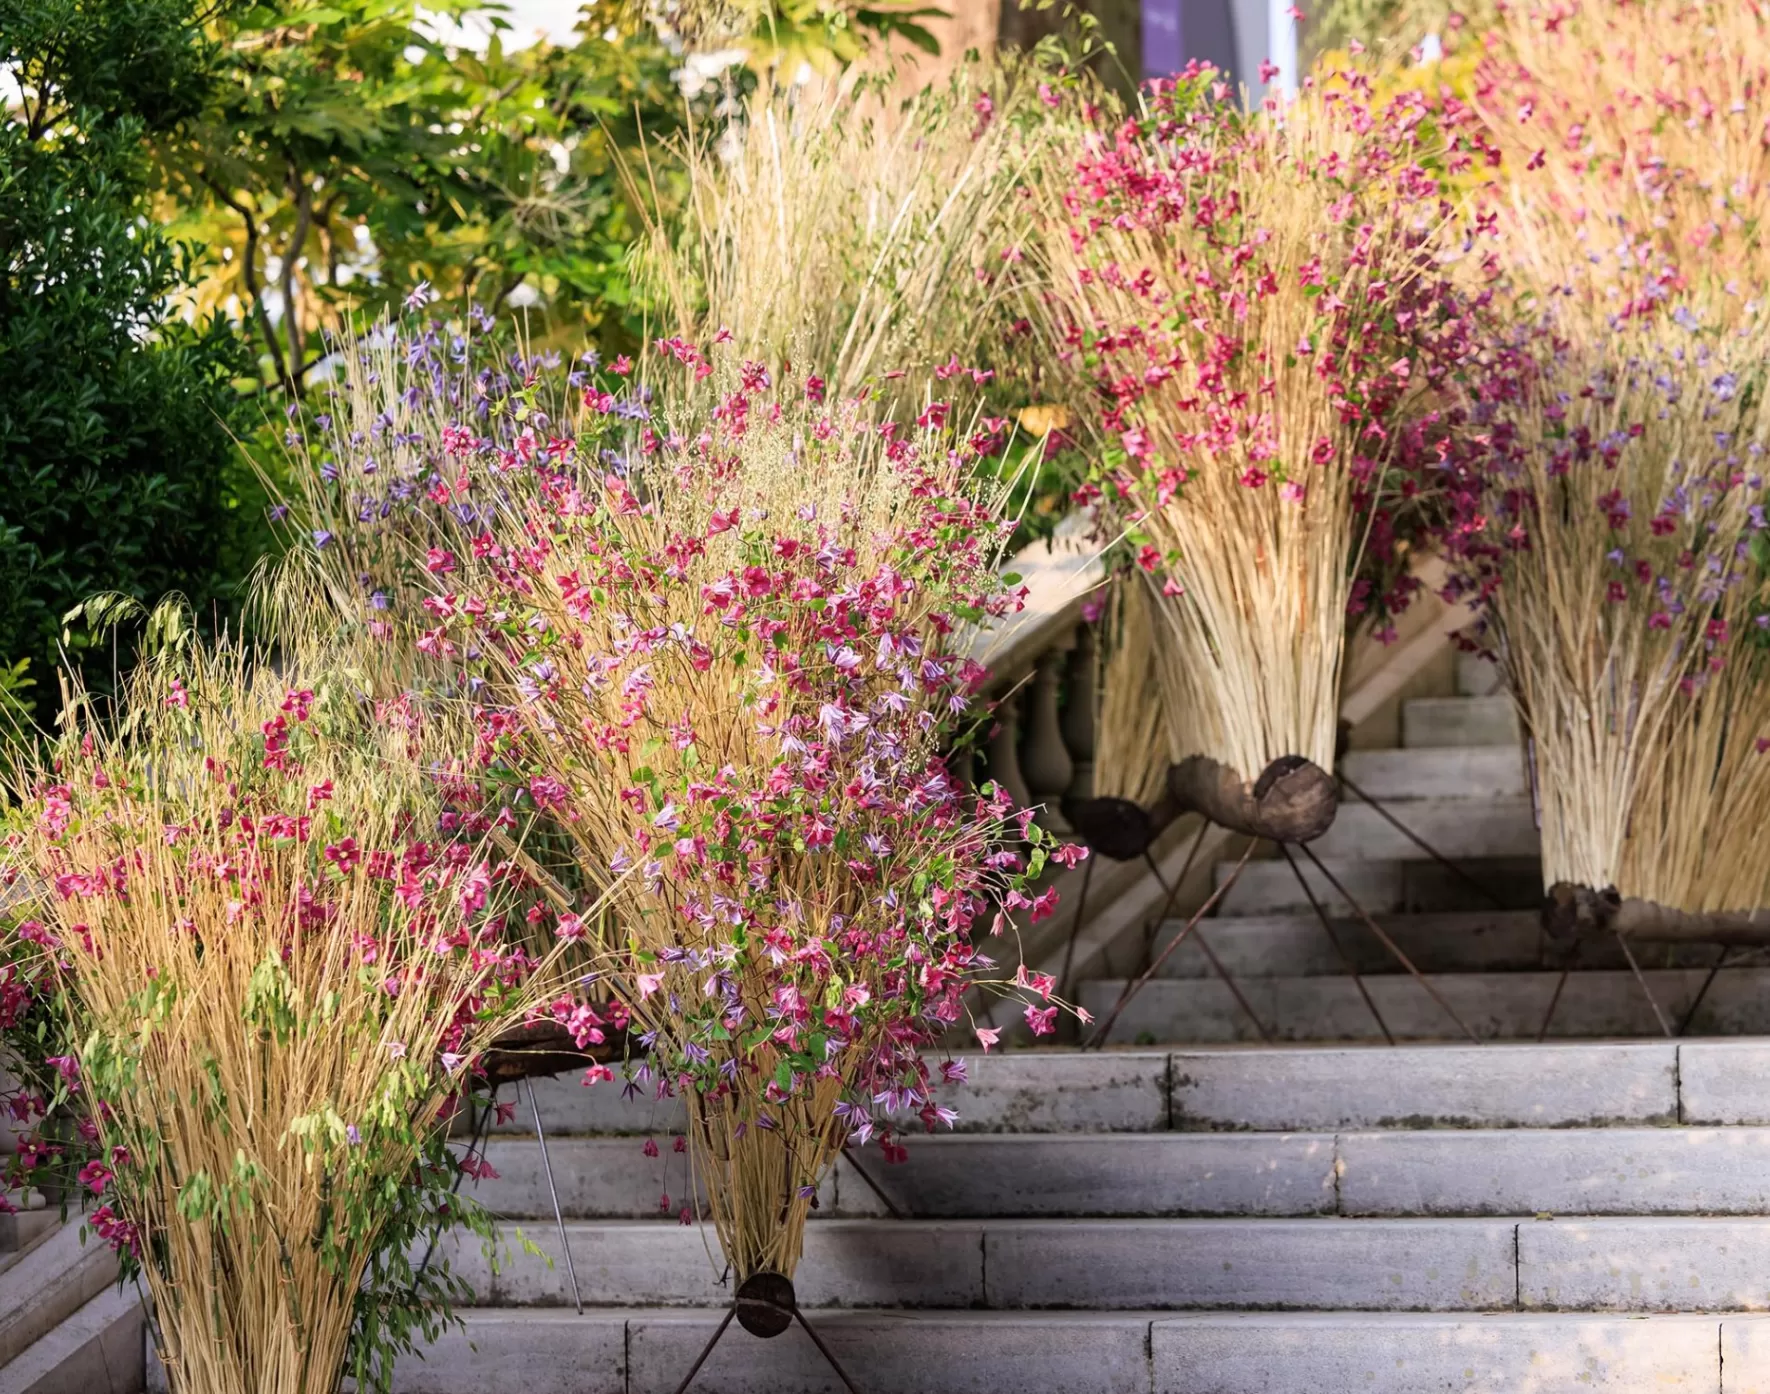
xmin=1062 ymin=624 xmax=1097 ymax=802
xmin=1020 ymin=643 xmax=1076 ymax=835
xmin=985 ymin=689 xmax=1034 ymax=813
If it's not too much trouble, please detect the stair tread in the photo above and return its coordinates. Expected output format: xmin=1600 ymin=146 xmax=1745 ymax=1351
xmin=1078 ymin=968 xmax=1770 ymax=1044
xmin=470 ymin=1126 xmax=1770 ymax=1220
xmin=397 ymin=1308 xmax=1770 ymax=1394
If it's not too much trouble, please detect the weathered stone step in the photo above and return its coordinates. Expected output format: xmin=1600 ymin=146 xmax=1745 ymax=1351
xmin=437 ymin=1217 xmax=1519 ymax=1311
xmin=1339 ymin=745 xmax=1527 ymax=800
xmin=1152 ymin=909 xmax=1548 ymax=978
xmin=472 ymin=1133 xmax=1338 ymax=1220
xmin=1159 ymin=1311 xmax=1758 ymax=1394
xmin=1213 ymin=855 xmax=1543 ymax=917
xmin=393 ymin=1308 xmax=1770 ymax=1394
xmin=1402 ymin=694 xmax=1521 ymax=748
xmin=1171 ymin=1042 xmax=1678 ymax=1130
xmin=493 ymin=1051 xmax=1172 ymax=1138
xmin=0 ymin=1219 xmax=117 ymax=1371
xmin=1080 ymin=968 xmax=1770 ymax=1044
xmin=1303 ymin=798 xmax=1539 ymax=863
xmin=442 ymin=1215 xmax=1770 ymax=1316
xmin=1456 ymin=649 xmax=1505 ymax=696
xmin=1337 ymin=1127 xmax=1770 ymax=1217
xmin=1152 ymin=909 xmax=1725 ymax=979
xmin=485 ymin=1040 xmax=1770 ymax=1142
xmin=0 ymin=1284 xmax=142 ymax=1394
xmin=471 ymin=1125 xmax=1770 ymax=1221
xmin=391 ymin=1309 xmax=1150 ymax=1394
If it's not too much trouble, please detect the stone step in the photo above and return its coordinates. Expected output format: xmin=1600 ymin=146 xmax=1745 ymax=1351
xmin=1171 ymin=1042 xmax=1678 ymax=1130
xmin=1079 ymin=968 xmax=1770 ymax=1044
xmin=470 ymin=1133 xmax=1338 ymax=1220
xmin=0 ymin=1219 xmax=118 ymax=1370
xmin=1338 ymin=745 xmax=1527 ymax=800
xmin=1161 ymin=1312 xmax=1757 ymax=1394
xmin=1152 ymin=909 xmax=1549 ymax=978
xmin=436 ymin=1217 xmax=1519 ymax=1311
xmin=1337 ymin=1127 xmax=1770 ymax=1217
xmin=469 ymin=1125 xmax=1770 ymax=1221
xmin=1402 ymin=694 xmax=1521 ymax=748
xmin=485 ymin=1039 xmax=1770 ymax=1142
xmin=0 ymin=1214 xmax=60 ymax=1282
xmin=393 ymin=1308 xmax=1770 ymax=1394
xmin=1152 ymin=909 xmax=1726 ymax=979
xmin=390 ymin=1309 xmax=1149 ymax=1394
xmin=1302 ymin=798 xmax=1539 ymax=863
xmin=0 ymin=1285 xmax=143 ymax=1394
xmin=492 ymin=1051 xmax=1172 ymax=1138
xmin=1456 ymin=649 xmax=1505 ymax=696
xmin=1517 ymin=1216 xmax=1770 ymax=1312
xmin=442 ymin=1214 xmax=1770 ymax=1316
xmin=1213 ymin=855 xmax=1543 ymax=917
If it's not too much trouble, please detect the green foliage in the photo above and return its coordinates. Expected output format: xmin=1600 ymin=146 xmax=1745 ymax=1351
xmin=155 ymin=0 xmax=727 ymax=387
xmin=0 ymin=0 xmax=249 ymax=727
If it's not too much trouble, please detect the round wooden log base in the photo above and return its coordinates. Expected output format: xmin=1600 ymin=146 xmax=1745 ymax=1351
xmin=482 ymin=1020 xmax=622 ymax=1086
xmin=1062 ymin=793 xmax=1182 ymax=862
xmin=1165 ymin=754 xmax=1339 ymax=845
xmin=1542 ymin=882 xmax=1770 ymax=946
xmin=735 ymin=1271 xmax=797 ymax=1338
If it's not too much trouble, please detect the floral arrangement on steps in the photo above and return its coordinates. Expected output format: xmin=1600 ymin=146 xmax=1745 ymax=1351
xmin=1447 ymin=1 xmax=1770 ymax=948
xmin=0 ymin=629 xmax=577 ymax=1394
xmin=351 ymin=332 xmax=1084 ymax=1349
xmin=1039 ymin=65 xmax=1491 ymax=844
xmin=1455 ymin=263 xmax=1770 ymax=937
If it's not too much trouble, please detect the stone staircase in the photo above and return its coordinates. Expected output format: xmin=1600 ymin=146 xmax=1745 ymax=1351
xmin=388 ymin=1041 xmax=1770 ymax=1393
xmin=1079 ymin=662 xmax=1770 ymax=1044
xmin=13 ymin=667 xmax=1770 ymax=1391
xmin=372 ymin=674 xmax=1770 ymax=1392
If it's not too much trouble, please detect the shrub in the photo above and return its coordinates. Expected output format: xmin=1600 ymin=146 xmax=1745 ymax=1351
xmin=0 ymin=0 xmax=249 ymax=727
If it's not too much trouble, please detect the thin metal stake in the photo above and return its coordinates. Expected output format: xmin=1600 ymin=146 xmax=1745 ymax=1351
xmin=1189 ymin=923 xmax=1274 ymax=1041
xmin=1615 ymin=933 xmax=1673 ymax=1038
xmin=1678 ymin=946 xmax=1731 ymax=1037
xmin=414 ymin=1088 xmax=497 ymax=1284
xmin=794 ymin=1308 xmax=865 ymax=1394
xmin=1138 ymin=848 xmax=1271 ymax=1040
xmin=1279 ymin=843 xmax=1394 ymax=1045
xmin=1298 ymin=843 xmax=1482 ymax=1044
xmin=528 ymin=1078 xmax=582 ymax=1313
xmin=669 ymin=1306 xmax=736 ymax=1394
xmin=1056 ymin=853 xmax=1096 ymax=1004
xmin=839 ymin=1146 xmax=904 ymax=1219
xmin=1536 ymin=941 xmax=1579 ymax=1043
xmin=1084 ymin=840 xmax=1257 ymax=1050
xmin=1338 ymin=773 xmax=1513 ymax=912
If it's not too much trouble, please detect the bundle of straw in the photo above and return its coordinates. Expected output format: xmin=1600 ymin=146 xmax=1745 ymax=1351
xmin=1473 ymin=0 xmax=1770 ymax=281
xmin=386 ymin=336 xmax=1076 ymax=1287
xmin=1090 ymin=576 xmax=1171 ymax=809
xmin=0 ymin=629 xmax=574 ymax=1394
xmin=1041 ymin=72 xmax=1479 ymax=813
xmin=1455 ymin=233 xmax=1770 ymax=911
xmin=634 ymin=50 xmax=1092 ymax=407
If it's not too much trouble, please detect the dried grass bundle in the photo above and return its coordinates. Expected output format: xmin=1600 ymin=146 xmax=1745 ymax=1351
xmin=635 ymin=53 xmax=1088 ymax=406
xmin=1623 ymin=640 xmax=1770 ymax=914
xmin=1 ymin=629 xmax=573 ymax=1394
xmin=1042 ymin=74 xmax=1479 ymax=789
xmin=1090 ymin=576 xmax=1170 ymax=807
xmin=402 ymin=340 xmax=1070 ymax=1287
xmin=1456 ymin=237 xmax=1770 ymax=903
xmin=1474 ymin=0 xmax=1770 ymax=281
